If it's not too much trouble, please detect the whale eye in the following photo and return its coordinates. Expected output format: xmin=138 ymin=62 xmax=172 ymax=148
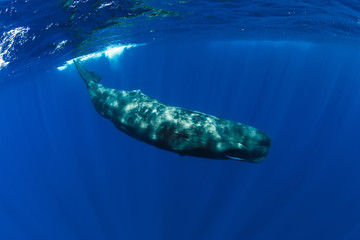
xmin=237 ymin=142 xmax=248 ymax=150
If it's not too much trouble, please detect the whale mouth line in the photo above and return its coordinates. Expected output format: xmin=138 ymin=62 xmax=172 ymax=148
xmin=225 ymin=155 xmax=266 ymax=163
xmin=225 ymin=155 xmax=247 ymax=161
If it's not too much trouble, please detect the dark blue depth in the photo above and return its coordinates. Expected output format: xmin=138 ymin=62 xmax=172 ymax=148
xmin=0 ymin=41 xmax=359 ymax=239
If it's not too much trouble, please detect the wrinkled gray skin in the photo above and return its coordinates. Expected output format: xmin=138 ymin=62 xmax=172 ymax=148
xmin=74 ymin=61 xmax=271 ymax=163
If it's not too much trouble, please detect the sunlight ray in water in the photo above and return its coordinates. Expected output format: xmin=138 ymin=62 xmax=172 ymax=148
xmin=57 ymin=44 xmax=140 ymax=71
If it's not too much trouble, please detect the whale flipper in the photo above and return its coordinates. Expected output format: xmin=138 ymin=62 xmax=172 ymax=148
xmin=171 ymin=137 xmax=191 ymax=152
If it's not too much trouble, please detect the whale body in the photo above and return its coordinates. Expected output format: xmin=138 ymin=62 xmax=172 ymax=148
xmin=74 ymin=61 xmax=271 ymax=163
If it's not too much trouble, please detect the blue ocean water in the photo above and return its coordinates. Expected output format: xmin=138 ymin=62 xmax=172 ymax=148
xmin=1 ymin=0 xmax=360 ymax=239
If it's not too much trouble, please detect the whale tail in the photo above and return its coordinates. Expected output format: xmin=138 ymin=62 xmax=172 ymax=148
xmin=73 ymin=60 xmax=102 ymax=86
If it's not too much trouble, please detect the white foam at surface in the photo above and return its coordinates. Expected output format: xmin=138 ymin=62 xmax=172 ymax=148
xmin=0 ymin=26 xmax=30 ymax=70
xmin=104 ymin=46 xmax=127 ymax=59
xmin=98 ymin=2 xmax=114 ymax=9
xmin=50 ymin=40 xmax=68 ymax=54
xmin=57 ymin=44 xmax=139 ymax=71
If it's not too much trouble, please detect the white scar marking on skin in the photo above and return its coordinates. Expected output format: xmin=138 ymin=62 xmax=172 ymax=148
xmin=182 ymin=121 xmax=192 ymax=128
xmin=124 ymin=103 xmax=137 ymax=112
xmin=151 ymin=133 xmax=157 ymax=140
xmin=111 ymin=101 xmax=119 ymax=107
xmin=98 ymin=88 xmax=105 ymax=94
xmin=164 ymin=109 xmax=174 ymax=121
xmin=140 ymin=122 xmax=148 ymax=129
xmin=249 ymin=130 xmax=257 ymax=137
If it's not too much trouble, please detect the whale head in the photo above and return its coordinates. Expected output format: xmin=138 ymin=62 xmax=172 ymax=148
xmin=217 ymin=125 xmax=271 ymax=163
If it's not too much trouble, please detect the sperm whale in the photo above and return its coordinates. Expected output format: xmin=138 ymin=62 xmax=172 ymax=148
xmin=74 ymin=60 xmax=271 ymax=163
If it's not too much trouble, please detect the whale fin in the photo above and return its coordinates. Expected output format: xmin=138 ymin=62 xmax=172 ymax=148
xmin=171 ymin=137 xmax=191 ymax=152
xmin=73 ymin=60 xmax=102 ymax=86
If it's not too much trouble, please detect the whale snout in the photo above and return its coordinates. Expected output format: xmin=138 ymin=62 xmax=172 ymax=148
xmin=244 ymin=130 xmax=271 ymax=163
xmin=225 ymin=129 xmax=271 ymax=163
